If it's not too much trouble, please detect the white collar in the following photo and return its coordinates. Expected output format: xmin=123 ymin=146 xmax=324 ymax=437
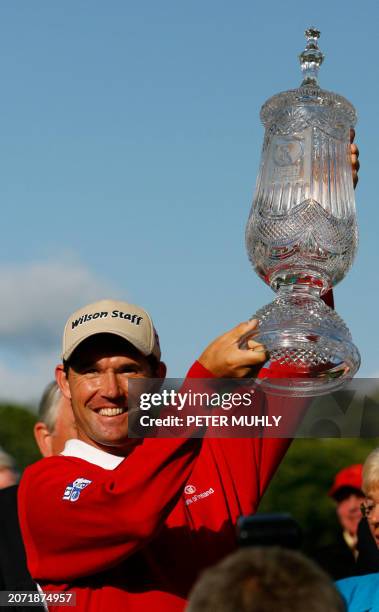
xmin=61 ymin=439 xmax=125 ymax=470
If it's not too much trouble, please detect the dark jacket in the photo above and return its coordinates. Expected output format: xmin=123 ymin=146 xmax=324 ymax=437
xmin=0 ymin=485 xmax=42 ymax=611
xmin=313 ymin=530 xmax=357 ymax=581
xmin=356 ymin=517 xmax=379 ymax=575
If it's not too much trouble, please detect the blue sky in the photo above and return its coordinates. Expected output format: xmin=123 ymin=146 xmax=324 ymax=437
xmin=0 ymin=1 xmax=377 ymax=402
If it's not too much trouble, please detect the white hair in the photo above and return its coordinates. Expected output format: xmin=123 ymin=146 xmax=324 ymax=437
xmin=38 ymin=381 xmax=62 ymax=433
xmin=362 ymin=447 xmax=379 ymax=494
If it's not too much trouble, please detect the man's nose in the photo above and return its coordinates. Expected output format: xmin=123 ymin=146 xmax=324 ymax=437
xmin=101 ymin=371 xmax=123 ymax=399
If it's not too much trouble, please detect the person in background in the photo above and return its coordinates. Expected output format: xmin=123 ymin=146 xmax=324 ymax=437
xmin=0 ymin=382 xmax=77 ymax=601
xmin=33 ymin=380 xmax=77 ymax=456
xmin=186 ymin=547 xmax=346 ymax=612
xmin=337 ymin=448 xmax=379 ymax=610
xmin=0 ymin=448 xmax=17 ymax=490
xmin=314 ymin=465 xmax=365 ymax=580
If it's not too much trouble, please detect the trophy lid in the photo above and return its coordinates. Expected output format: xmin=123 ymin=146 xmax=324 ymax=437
xmin=260 ymin=28 xmax=356 ymax=128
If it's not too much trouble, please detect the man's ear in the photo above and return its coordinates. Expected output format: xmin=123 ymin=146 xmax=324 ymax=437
xmin=147 ymin=361 xmax=167 ymax=394
xmin=33 ymin=422 xmax=53 ymax=458
xmin=157 ymin=361 xmax=167 ymax=379
xmin=56 ymin=364 xmax=71 ymax=400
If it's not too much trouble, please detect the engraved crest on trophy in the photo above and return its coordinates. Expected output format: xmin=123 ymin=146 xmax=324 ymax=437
xmin=244 ymin=28 xmax=360 ymax=396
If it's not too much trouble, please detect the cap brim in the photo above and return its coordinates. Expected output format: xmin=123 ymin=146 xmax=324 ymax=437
xmin=63 ymin=329 xmax=149 ymax=362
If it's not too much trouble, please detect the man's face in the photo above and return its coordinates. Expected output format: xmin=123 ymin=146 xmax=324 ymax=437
xmin=362 ymin=489 xmax=379 ymax=547
xmin=57 ymin=334 xmax=160 ymax=453
xmin=49 ymin=396 xmax=77 ymax=456
xmin=336 ymin=493 xmax=365 ymax=536
xmin=34 ymin=395 xmax=78 ymax=458
xmin=0 ymin=467 xmax=17 ymax=489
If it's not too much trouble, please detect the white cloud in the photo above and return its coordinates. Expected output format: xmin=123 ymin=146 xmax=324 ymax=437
xmin=0 ymin=258 xmax=121 ymax=404
xmin=0 ymin=352 xmax=57 ymax=406
xmin=0 ymin=259 xmax=118 ymax=351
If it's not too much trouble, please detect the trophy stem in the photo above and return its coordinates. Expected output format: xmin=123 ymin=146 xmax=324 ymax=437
xmin=270 ymin=269 xmax=329 ymax=295
xmin=247 ymin=284 xmax=361 ymax=396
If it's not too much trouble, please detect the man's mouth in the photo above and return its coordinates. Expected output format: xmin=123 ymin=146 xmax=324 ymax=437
xmin=95 ymin=407 xmax=127 ymax=417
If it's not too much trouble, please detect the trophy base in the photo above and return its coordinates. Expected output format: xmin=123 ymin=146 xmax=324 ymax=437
xmin=244 ymin=286 xmax=360 ymax=397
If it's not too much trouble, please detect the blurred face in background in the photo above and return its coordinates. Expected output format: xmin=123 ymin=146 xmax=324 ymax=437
xmin=0 ymin=467 xmax=17 ymax=489
xmin=48 ymin=396 xmax=77 ymax=456
xmin=336 ymin=493 xmax=365 ymax=536
xmin=34 ymin=395 xmax=77 ymax=458
xmin=361 ymin=489 xmax=379 ymax=548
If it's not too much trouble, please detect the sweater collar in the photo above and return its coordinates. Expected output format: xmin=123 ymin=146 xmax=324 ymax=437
xmin=61 ymin=439 xmax=125 ymax=470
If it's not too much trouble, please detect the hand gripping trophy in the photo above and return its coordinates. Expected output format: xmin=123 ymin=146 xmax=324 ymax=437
xmin=245 ymin=28 xmax=360 ymax=396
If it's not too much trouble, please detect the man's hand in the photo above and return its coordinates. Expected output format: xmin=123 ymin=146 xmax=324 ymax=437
xmin=350 ymin=129 xmax=360 ymax=188
xmin=198 ymin=319 xmax=268 ymax=378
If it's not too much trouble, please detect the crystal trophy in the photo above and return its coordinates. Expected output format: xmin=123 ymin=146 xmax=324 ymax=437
xmin=244 ymin=28 xmax=360 ymax=396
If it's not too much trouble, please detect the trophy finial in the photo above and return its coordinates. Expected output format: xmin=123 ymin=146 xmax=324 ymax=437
xmin=299 ymin=27 xmax=324 ymax=86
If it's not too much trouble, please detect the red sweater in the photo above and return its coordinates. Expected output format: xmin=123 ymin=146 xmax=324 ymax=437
xmin=18 ymin=362 xmax=297 ymax=611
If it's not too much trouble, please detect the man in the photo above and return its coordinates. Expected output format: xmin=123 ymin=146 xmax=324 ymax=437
xmin=0 ymin=448 xmax=17 ymax=490
xmin=0 ymin=383 xmax=76 ymax=598
xmin=187 ymin=547 xmax=346 ymax=612
xmin=18 ymin=299 xmax=308 ymax=611
xmin=314 ymin=465 xmax=365 ymax=580
xmin=19 ymin=145 xmax=360 ymax=611
xmin=33 ymin=380 xmax=77 ymax=456
xmin=337 ymin=448 xmax=379 ymax=610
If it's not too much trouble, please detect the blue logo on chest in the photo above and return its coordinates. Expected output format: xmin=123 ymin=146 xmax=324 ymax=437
xmin=62 ymin=477 xmax=92 ymax=502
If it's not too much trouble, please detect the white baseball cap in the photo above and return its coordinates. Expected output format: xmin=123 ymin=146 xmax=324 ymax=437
xmin=62 ymin=299 xmax=161 ymax=362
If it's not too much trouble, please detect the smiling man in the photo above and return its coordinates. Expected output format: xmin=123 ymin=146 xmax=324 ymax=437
xmin=58 ymin=333 xmax=164 ymax=453
xmin=18 ymin=298 xmax=299 ymax=612
xmin=18 ymin=141 xmax=360 ymax=612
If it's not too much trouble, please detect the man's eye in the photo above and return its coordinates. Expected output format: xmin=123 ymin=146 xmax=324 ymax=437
xmin=119 ymin=367 xmax=139 ymax=374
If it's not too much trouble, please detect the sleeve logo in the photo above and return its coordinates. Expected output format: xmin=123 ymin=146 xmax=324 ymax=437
xmin=62 ymin=477 xmax=92 ymax=502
